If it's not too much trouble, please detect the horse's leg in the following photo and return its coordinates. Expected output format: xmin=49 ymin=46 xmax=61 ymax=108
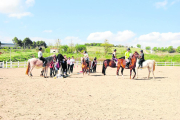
xmin=147 ymin=67 xmax=150 ymax=79
xmin=116 ymin=66 xmax=120 ymax=79
xmin=121 ymin=67 xmax=124 ymax=79
xmin=136 ymin=67 xmax=138 ymax=78
xmin=130 ymin=69 xmax=132 ymax=79
xmin=132 ymin=68 xmax=136 ymax=79
xmin=29 ymin=65 xmax=34 ymax=77
xmin=88 ymin=67 xmax=90 ymax=75
xmin=152 ymin=70 xmax=155 ymax=79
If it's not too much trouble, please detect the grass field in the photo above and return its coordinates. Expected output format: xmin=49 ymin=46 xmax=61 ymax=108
xmin=0 ymin=46 xmax=180 ymax=62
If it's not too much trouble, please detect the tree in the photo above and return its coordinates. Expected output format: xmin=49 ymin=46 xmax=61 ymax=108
xmin=75 ymin=44 xmax=86 ymax=52
xmin=137 ymin=44 xmax=141 ymax=48
xmin=61 ymin=45 xmax=69 ymax=52
xmin=36 ymin=41 xmax=47 ymax=48
xmin=23 ymin=37 xmax=33 ymax=49
xmin=55 ymin=39 xmax=61 ymax=53
xmin=101 ymin=39 xmax=113 ymax=55
xmin=161 ymin=47 xmax=165 ymax=52
xmin=167 ymin=46 xmax=174 ymax=53
xmin=69 ymin=40 xmax=75 ymax=53
xmin=153 ymin=47 xmax=157 ymax=51
xmin=176 ymin=46 xmax=180 ymax=53
xmin=31 ymin=41 xmax=36 ymax=48
xmin=146 ymin=46 xmax=151 ymax=50
xmin=158 ymin=47 xmax=161 ymax=51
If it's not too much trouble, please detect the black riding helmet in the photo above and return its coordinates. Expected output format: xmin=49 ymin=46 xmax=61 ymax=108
xmin=84 ymin=51 xmax=87 ymax=53
xmin=94 ymin=57 xmax=96 ymax=60
xmin=127 ymin=48 xmax=130 ymax=50
xmin=39 ymin=47 xmax=42 ymax=50
xmin=140 ymin=50 xmax=143 ymax=52
xmin=114 ymin=49 xmax=116 ymax=51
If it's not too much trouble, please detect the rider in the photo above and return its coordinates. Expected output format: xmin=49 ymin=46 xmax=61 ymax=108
xmin=139 ymin=50 xmax=145 ymax=68
xmin=92 ymin=57 xmax=97 ymax=72
xmin=125 ymin=48 xmax=131 ymax=68
xmin=79 ymin=51 xmax=89 ymax=67
xmin=38 ymin=47 xmax=47 ymax=67
xmin=112 ymin=49 xmax=118 ymax=66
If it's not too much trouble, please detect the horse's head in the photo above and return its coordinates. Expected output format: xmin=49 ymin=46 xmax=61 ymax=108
xmin=133 ymin=51 xmax=140 ymax=59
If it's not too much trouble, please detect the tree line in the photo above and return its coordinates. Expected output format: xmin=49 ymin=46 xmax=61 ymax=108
xmin=12 ymin=37 xmax=47 ymax=49
xmin=137 ymin=44 xmax=180 ymax=53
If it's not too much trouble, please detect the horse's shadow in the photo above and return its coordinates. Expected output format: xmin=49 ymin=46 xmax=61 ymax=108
xmin=134 ymin=77 xmax=167 ymax=80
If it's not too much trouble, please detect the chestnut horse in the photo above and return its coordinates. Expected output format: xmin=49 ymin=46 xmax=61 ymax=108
xmin=81 ymin=57 xmax=91 ymax=75
xmin=102 ymin=59 xmax=117 ymax=75
xmin=25 ymin=55 xmax=56 ymax=78
xmin=117 ymin=51 xmax=140 ymax=79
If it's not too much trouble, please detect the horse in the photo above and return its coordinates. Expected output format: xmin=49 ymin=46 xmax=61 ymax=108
xmin=102 ymin=59 xmax=117 ymax=75
xmin=56 ymin=53 xmax=68 ymax=77
xmin=81 ymin=57 xmax=91 ymax=75
xmin=116 ymin=51 xmax=141 ymax=79
xmin=135 ymin=58 xmax=156 ymax=79
xmin=25 ymin=55 xmax=56 ymax=78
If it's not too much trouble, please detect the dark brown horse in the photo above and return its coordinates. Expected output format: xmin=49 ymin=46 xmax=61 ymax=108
xmin=116 ymin=51 xmax=140 ymax=79
xmin=102 ymin=59 xmax=117 ymax=75
xmin=81 ymin=57 xmax=91 ymax=76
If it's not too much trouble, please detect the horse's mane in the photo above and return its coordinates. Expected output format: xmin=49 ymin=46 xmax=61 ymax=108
xmin=57 ymin=54 xmax=64 ymax=61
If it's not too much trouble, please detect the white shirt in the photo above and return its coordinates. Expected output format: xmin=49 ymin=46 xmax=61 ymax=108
xmin=70 ymin=59 xmax=75 ymax=65
xmin=38 ymin=51 xmax=42 ymax=58
xmin=84 ymin=53 xmax=89 ymax=60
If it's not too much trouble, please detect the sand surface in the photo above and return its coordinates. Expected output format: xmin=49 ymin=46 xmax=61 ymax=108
xmin=0 ymin=65 xmax=180 ymax=120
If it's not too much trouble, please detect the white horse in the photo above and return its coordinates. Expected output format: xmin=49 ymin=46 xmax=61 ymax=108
xmin=136 ymin=59 xmax=156 ymax=79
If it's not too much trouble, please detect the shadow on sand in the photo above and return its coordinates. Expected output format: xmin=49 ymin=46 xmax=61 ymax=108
xmin=134 ymin=77 xmax=167 ymax=80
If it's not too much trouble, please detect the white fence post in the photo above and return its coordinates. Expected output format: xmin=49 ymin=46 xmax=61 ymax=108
xmin=18 ymin=61 xmax=19 ymax=68
xmin=6 ymin=61 xmax=7 ymax=68
xmin=165 ymin=62 xmax=166 ymax=66
xmin=11 ymin=61 xmax=12 ymax=68
xmin=3 ymin=61 xmax=4 ymax=68
xmin=24 ymin=61 xmax=26 ymax=67
xmin=173 ymin=62 xmax=174 ymax=66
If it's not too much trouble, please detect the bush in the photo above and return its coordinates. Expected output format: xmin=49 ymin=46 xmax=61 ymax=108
xmin=146 ymin=46 xmax=151 ymax=50
xmin=167 ymin=46 xmax=174 ymax=53
xmin=176 ymin=46 xmax=180 ymax=53
xmin=45 ymin=48 xmax=50 ymax=53
xmin=75 ymin=44 xmax=87 ymax=52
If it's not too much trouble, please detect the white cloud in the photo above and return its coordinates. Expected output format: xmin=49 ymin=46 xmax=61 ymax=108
xmin=87 ymin=30 xmax=136 ymax=45
xmin=171 ymin=0 xmax=180 ymax=5
xmin=43 ymin=30 xmax=53 ymax=33
xmin=8 ymin=12 xmax=32 ymax=19
xmin=155 ymin=0 xmax=168 ymax=8
xmin=136 ymin=32 xmax=180 ymax=48
xmin=0 ymin=0 xmax=34 ymax=18
xmin=25 ymin=0 xmax=35 ymax=6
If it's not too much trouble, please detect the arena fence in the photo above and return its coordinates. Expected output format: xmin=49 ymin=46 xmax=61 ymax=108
xmin=0 ymin=61 xmax=180 ymax=68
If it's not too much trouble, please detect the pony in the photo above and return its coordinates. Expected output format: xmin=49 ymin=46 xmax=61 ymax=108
xmin=81 ymin=57 xmax=91 ymax=75
xmin=102 ymin=59 xmax=116 ymax=75
xmin=135 ymin=58 xmax=155 ymax=79
xmin=25 ymin=55 xmax=56 ymax=78
xmin=116 ymin=51 xmax=140 ymax=79
xmin=56 ymin=54 xmax=68 ymax=77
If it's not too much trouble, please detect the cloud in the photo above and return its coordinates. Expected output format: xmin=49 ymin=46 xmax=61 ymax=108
xmin=8 ymin=12 xmax=33 ymax=19
xmin=0 ymin=0 xmax=34 ymax=18
xmin=87 ymin=30 xmax=136 ymax=45
xmin=171 ymin=0 xmax=180 ymax=5
xmin=136 ymin=32 xmax=180 ymax=48
xmin=25 ymin=0 xmax=35 ymax=6
xmin=43 ymin=30 xmax=53 ymax=33
xmin=155 ymin=0 xmax=168 ymax=8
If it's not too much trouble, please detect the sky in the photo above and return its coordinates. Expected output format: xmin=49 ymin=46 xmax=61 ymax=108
xmin=0 ymin=0 xmax=180 ymax=48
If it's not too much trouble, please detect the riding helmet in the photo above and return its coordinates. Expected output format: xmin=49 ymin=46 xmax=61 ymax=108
xmin=127 ymin=48 xmax=130 ymax=50
xmin=140 ymin=50 xmax=143 ymax=52
xmin=114 ymin=49 xmax=116 ymax=51
xmin=84 ymin=51 xmax=87 ymax=53
xmin=39 ymin=47 xmax=42 ymax=50
xmin=94 ymin=57 xmax=96 ymax=60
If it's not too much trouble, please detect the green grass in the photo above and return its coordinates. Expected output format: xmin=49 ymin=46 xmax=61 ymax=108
xmin=0 ymin=47 xmax=180 ymax=62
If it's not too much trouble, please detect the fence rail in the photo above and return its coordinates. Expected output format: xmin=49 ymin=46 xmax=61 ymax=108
xmin=0 ymin=61 xmax=180 ymax=68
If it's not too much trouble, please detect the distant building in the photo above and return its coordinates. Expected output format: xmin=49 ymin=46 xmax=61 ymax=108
xmin=50 ymin=48 xmax=59 ymax=53
xmin=0 ymin=42 xmax=15 ymax=47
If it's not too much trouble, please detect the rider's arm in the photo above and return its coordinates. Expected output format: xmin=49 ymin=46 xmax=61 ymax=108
xmin=78 ymin=51 xmax=84 ymax=55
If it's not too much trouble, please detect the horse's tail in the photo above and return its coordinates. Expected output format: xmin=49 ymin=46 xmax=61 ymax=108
xmin=25 ymin=60 xmax=30 ymax=75
xmin=153 ymin=60 xmax=155 ymax=71
xmin=102 ymin=60 xmax=106 ymax=75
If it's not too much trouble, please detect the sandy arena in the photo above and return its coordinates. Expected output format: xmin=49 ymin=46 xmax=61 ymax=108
xmin=0 ymin=65 xmax=180 ymax=120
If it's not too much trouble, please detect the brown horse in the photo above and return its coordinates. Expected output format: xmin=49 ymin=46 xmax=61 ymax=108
xmin=25 ymin=55 xmax=56 ymax=78
xmin=102 ymin=59 xmax=117 ymax=75
xmin=81 ymin=57 xmax=91 ymax=75
xmin=116 ymin=51 xmax=140 ymax=79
